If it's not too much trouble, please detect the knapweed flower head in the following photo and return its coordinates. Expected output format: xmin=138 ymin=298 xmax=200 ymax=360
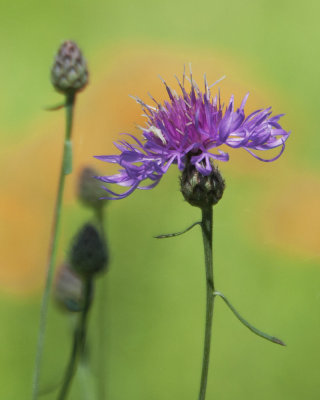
xmin=96 ymin=70 xmax=290 ymax=199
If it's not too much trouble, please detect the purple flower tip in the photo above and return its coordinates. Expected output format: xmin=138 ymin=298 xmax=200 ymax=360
xmin=96 ymin=71 xmax=290 ymax=199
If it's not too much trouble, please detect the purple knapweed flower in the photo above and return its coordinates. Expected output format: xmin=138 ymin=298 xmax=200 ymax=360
xmin=95 ymin=71 xmax=290 ymax=199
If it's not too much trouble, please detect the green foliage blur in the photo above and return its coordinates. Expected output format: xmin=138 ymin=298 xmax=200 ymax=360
xmin=0 ymin=0 xmax=319 ymax=399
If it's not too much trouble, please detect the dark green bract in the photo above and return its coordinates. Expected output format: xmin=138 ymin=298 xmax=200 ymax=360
xmin=70 ymin=223 xmax=107 ymax=278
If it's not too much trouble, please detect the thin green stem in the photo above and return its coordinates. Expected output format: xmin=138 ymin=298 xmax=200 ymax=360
xmin=199 ymin=206 xmax=215 ymax=400
xmin=32 ymin=93 xmax=75 ymax=400
xmin=77 ymin=358 xmax=98 ymax=400
xmin=57 ymin=279 xmax=93 ymax=400
xmin=95 ymin=207 xmax=106 ymax=241
xmin=95 ymin=207 xmax=107 ymax=400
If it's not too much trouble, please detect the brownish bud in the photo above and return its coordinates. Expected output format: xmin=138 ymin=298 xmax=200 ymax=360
xmin=77 ymin=166 xmax=107 ymax=210
xmin=51 ymin=40 xmax=88 ymax=94
xmin=54 ymin=262 xmax=84 ymax=312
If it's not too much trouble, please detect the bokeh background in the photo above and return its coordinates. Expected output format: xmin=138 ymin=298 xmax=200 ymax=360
xmin=0 ymin=0 xmax=319 ymax=399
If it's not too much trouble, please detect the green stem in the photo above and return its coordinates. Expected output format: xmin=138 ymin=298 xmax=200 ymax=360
xmin=199 ymin=206 xmax=215 ymax=400
xmin=95 ymin=207 xmax=107 ymax=400
xmin=77 ymin=358 xmax=98 ymax=400
xmin=57 ymin=279 xmax=93 ymax=400
xmin=32 ymin=93 xmax=75 ymax=400
xmin=95 ymin=207 xmax=106 ymax=242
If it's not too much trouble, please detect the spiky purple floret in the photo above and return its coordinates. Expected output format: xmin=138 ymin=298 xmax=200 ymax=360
xmin=96 ymin=72 xmax=290 ymax=199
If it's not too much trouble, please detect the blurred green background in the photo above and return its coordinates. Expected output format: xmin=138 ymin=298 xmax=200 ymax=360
xmin=0 ymin=0 xmax=319 ymax=399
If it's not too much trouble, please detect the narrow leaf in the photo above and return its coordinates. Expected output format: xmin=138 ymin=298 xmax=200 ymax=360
xmin=155 ymin=221 xmax=201 ymax=239
xmin=44 ymin=101 xmax=66 ymax=111
xmin=213 ymin=291 xmax=285 ymax=346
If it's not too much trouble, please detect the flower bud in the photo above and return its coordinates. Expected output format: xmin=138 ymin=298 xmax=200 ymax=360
xmin=70 ymin=223 xmax=108 ymax=278
xmin=51 ymin=40 xmax=88 ymax=94
xmin=180 ymin=160 xmax=225 ymax=208
xmin=77 ymin=166 xmax=107 ymax=210
xmin=54 ymin=262 xmax=84 ymax=312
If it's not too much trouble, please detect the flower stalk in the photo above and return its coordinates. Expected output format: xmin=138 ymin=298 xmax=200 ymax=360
xmin=57 ymin=278 xmax=93 ymax=400
xmin=95 ymin=207 xmax=108 ymax=400
xmin=76 ymin=166 xmax=110 ymax=399
xmin=199 ymin=206 xmax=215 ymax=400
xmin=32 ymin=93 xmax=75 ymax=400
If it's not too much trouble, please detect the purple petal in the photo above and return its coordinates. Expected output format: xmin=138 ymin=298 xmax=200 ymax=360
xmin=96 ymin=72 xmax=290 ymax=200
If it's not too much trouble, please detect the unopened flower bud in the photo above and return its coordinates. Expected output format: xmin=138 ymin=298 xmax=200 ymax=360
xmin=54 ymin=262 xmax=84 ymax=312
xmin=180 ymin=160 xmax=225 ymax=208
xmin=70 ymin=223 xmax=108 ymax=278
xmin=77 ymin=166 xmax=107 ymax=210
xmin=51 ymin=40 xmax=88 ymax=94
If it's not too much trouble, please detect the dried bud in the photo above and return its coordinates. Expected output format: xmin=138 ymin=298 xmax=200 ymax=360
xmin=180 ymin=160 xmax=225 ymax=208
xmin=70 ymin=223 xmax=108 ymax=278
xmin=54 ymin=262 xmax=84 ymax=312
xmin=51 ymin=40 xmax=88 ymax=94
xmin=77 ymin=166 xmax=107 ymax=210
